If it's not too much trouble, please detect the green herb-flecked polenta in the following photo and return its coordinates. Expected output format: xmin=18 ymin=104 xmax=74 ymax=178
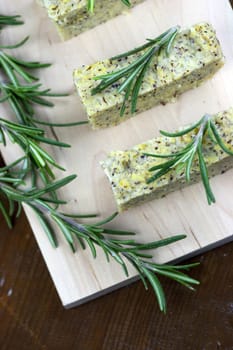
xmin=101 ymin=108 xmax=233 ymax=211
xmin=40 ymin=0 xmax=144 ymax=39
xmin=73 ymin=22 xmax=224 ymax=129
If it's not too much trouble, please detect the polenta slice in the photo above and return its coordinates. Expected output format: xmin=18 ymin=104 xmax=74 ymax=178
xmin=101 ymin=108 xmax=233 ymax=211
xmin=74 ymin=22 xmax=224 ymax=129
xmin=40 ymin=0 xmax=144 ymax=39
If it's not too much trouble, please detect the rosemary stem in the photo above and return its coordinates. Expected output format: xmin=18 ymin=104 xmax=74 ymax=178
xmin=193 ymin=114 xmax=211 ymax=148
xmin=31 ymin=200 xmax=89 ymax=234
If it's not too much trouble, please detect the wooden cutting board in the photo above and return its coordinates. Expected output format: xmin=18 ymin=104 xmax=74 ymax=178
xmin=1 ymin=0 xmax=233 ymax=308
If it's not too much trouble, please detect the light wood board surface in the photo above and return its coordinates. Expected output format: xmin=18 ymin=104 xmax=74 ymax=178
xmin=1 ymin=0 xmax=233 ymax=308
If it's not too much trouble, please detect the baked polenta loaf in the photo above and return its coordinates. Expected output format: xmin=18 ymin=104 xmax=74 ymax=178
xmin=101 ymin=108 xmax=233 ymax=211
xmin=74 ymin=22 xmax=224 ymax=129
xmin=40 ymin=0 xmax=144 ymax=40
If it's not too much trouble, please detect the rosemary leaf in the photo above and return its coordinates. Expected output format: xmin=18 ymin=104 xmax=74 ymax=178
xmin=146 ymin=113 xmax=233 ymax=204
xmin=141 ymin=267 xmax=166 ymax=312
xmin=0 ymin=36 xmax=29 ymax=50
xmin=0 ymin=199 xmax=13 ymax=228
xmin=87 ymin=0 xmax=131 ymax=12
xmin=92 ymin=26 xmax=180 ymax=115
xmin=0 ymin=14 xmax=23 ymax=29
xmin=0 ymin=118 xmax=69 ymax=179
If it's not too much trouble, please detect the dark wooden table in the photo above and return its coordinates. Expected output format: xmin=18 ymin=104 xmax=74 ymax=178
xmin=1 ymin=5 xmax=233 ymax=350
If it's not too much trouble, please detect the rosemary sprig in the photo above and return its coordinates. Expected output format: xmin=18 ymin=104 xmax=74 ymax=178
xmin=0 ymin=19 xmax=86 ymax=187
xmin=1 ymin=82 xmax=62 ymax=106
xmin=0 ymin=170 xmax=199 ymax=312
xmin=0 ymin=14 xmax=23 ymax=29
xmin=145 ymin=114 xmax=233 ymax=205
xmin=0 ymin=117 xmax=70 ymax=181
xmin=0 ymin=38 xmax=66 ymax=125
xmin=0 ymin=38 xmax=88 ymax=126
xmin=0 ymin=82 xmax=66 ymax=123
xmin=0 ymin=82 xmax=88 ymax=127
xmin=0 ymin=47 xmax=51 ymax=84
xmin=87 ymin=0 xmax=131 ymax=13
xmin=91 ymin=26 xmax=180 ymax=116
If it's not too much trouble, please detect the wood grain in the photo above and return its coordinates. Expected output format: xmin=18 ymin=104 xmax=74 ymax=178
xmin=1 ymin=0 xmax=233 ymax=308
